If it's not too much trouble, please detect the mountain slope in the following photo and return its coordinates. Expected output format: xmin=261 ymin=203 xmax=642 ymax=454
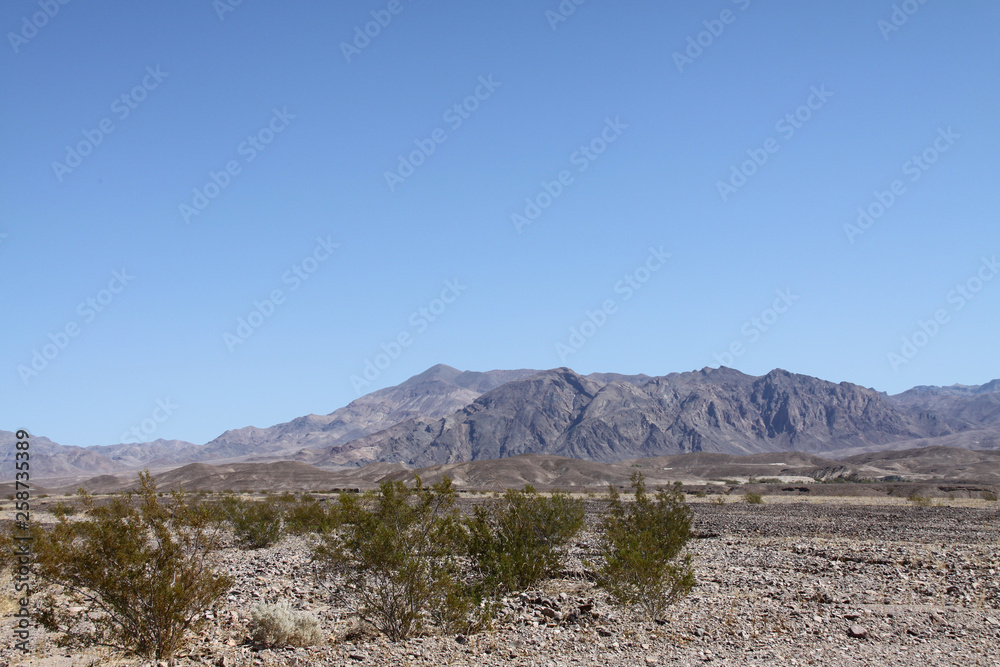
xmin=892 ymin=379 xmax=1000 ymax=427
xmin=1 ymin=365 xmax=542 ymax=479
xmin=188 ymin=365 xmax=540 ymax=463
xmin=9 ymin=367 xmax=999 ymax=480
xmin=0 ymin=430 xmax=121 ymax=479
xmin=315 ymin=367 xmax=972 ymax=467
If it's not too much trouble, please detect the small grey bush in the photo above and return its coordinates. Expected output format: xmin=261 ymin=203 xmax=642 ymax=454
xmin=249 ymin=602 xmax=324 ymax=647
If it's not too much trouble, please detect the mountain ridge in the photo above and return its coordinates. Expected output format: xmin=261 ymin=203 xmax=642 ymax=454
xmin=4 ymin=366 xmax=999 ymax=480
xmin=315 ymin=366 xmax=979 ymax=468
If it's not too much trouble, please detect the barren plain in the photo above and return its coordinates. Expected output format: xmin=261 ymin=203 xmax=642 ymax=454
xmin=2 ymin=496 xmax=999 ymax=667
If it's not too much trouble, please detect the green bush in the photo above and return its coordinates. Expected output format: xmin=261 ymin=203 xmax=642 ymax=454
xmin=0 ymin=527 xmax=12 ymax=573
xmin=314 ymin=476 xmax=468 ymax=641
xmin=32 ymin=471 xmax=232 ymax=660
xmin=744 ymin=491 xmax=764 ymax=504
xmin=464 ymin=485 xmax=584 ymax=596
xmin=219 ymin=495 xmax=284 ymax=548
xmin=593 ymin=474 xmax=695 ymax=620
xmin=249 ymin=602 xmax=324 ymax=647
xmin=51 ymin=501 xmax=79 ymax=518
xmin=982 ymin=491 xmax=998 ymax=502
xmin=284 ymin=496 xmax=339 ymax=535
xmin=907 ymin=492 xmax=932 ymax=507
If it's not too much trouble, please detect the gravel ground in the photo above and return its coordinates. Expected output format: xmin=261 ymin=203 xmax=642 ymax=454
xmin=3 ymin=500 xmax=999 ymax=667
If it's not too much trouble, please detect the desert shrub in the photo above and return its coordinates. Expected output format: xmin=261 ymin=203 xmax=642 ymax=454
xmin=744 ymin=491 xmax=764 ymax=505
xmin=276 ymin=492 xmax=298 ymax=503
xmin=907 ymin=492 xmax=932 ymax=507
xmin=593 ymin=474 xmax=695 ymax=620
xmin=692 ymin=490 xmax=707 ymax=498
xmin=51 ymin=501 xmax=78 ymax=518
xmin=32 ymin=471 xmax=232 ymax=660
xmin=219 ymin=495 xmax=284 ymax=549
xmin=464 ymin=485 xmax=584 ymax=596
xmin=712 ymin=496 xmax=726 ymax=505
xmin=747 ymin=477 xmax=783 ymax=485
xmin=284 ymin=497 xmax=339 ymax=535
xmin=0 ymin=527 xmax=12 ymax=573
xmin=249 ymin=602 xmax=324 ymax=647
xmin=981 ymin=491 xmax=998 ymax=502
xmin=314 ymin=476 xmax=468 ymax=640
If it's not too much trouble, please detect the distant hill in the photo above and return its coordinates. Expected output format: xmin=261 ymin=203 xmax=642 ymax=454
xmin=839 ymin=445 xmax=1000 ymax=481
xmin=315 ymin=367 xmax=996 ymax=467
xmin=0 ymin=430 xmax=122 ymax=479
xmin=892 ymin=380 xmax=1000 ymax=428
xmin=0 ymin=365 xmax=538 ymax=480
xmin=5 ymin=366 xmax=999 ymax=481
xmin=188 ymin=365 xmax=541 ymax=462
xmin=21 ymin=446 xmax=999 ymax=497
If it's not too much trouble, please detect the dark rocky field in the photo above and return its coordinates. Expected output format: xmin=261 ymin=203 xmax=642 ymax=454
xmin=3 ymin=498 xmax=999 ymax=667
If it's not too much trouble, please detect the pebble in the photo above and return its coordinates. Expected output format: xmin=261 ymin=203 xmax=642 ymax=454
xmin=6 ymin=503 xmax=1000 ymax=667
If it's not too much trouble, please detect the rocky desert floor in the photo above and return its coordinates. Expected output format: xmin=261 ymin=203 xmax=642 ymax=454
xmin=2 ymin=497 xmax=999 ymax=667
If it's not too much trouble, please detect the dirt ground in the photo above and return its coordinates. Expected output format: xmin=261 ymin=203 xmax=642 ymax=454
xmin=2 ymin=498 xmax=998 ymax=667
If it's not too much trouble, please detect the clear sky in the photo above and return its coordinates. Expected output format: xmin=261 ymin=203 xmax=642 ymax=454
xmin=3 ymin=0 xmax=998 ymax=448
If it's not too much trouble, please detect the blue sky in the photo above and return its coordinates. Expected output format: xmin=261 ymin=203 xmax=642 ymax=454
xmin=3 ymin=0 xmax=998 ymax=448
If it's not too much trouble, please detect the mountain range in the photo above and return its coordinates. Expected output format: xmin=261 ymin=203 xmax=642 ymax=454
xmin=5 ymin=364 xmax=1000 ymax=481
